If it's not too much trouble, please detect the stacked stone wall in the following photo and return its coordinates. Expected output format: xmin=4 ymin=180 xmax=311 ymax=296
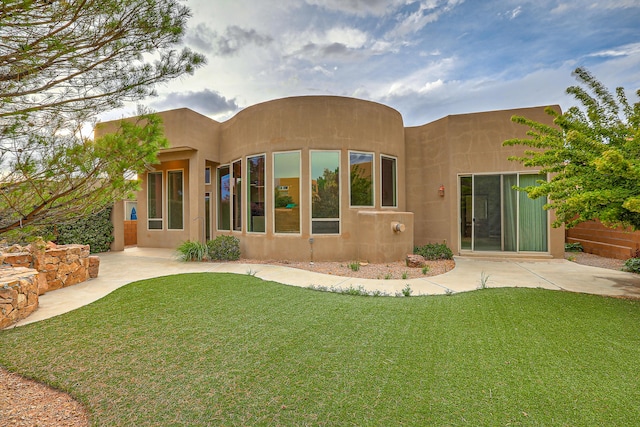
xmin=0 ymin=267 xmax=42 ymax=329
xmin=0 ymin=242 xmax=99 ymax=328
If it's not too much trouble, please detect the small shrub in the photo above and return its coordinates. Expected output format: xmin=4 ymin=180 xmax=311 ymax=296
xmin=177 ymin=240 xmax=208 ymax=262
xmin=421 ymin=266 xmax=430 ymax=275
xmin=478 ymin=271 xmax=490 ymax=289
xmin=401 ymin=284 xmax=412 ymax=297
xmin=623 ymin=258 xmax=640 ymax=274
xmin=414 ymin=242 xmax=453 ymax=260
xmin=348 ymin=261 xmax=360 ymax=272
xmin=207 ymin=235 xmax=240 ymax=261
xmin=401 ymin=271 xmax=408 ymax=280
xmin=565 ymin=242 xmax=584 ymax=252
xmin=384 ymin=273 xmax=392 ymax=280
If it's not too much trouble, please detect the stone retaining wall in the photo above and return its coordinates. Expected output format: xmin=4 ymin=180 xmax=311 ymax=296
xmin=0 ymin=267 xmax=44 ymax=329
xmin=0 ymin=242 xmax=100 ymax=328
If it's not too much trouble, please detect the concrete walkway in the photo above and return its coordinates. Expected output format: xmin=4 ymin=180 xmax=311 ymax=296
xmin=14 ymin=247 xmax=640 ymax=327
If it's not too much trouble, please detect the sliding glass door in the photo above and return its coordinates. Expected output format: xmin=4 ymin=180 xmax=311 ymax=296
xmin=459 ymin=174 xmax=547 ymax=253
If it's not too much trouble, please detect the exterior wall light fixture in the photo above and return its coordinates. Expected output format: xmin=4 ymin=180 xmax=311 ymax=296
xmin=438 ymin=184 xmax=445 ymax=197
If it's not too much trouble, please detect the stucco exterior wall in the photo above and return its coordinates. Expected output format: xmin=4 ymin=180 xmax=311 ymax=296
xmin=406 ymin=106 xmax=564 ymax=258
xmin=216 ymin=96 xmax=408 ymax=262
xmin=101 ymin=97 xmax=565 ymax=261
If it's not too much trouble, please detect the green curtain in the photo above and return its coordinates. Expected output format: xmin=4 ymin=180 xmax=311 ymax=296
xmin=503 ymin=174 xmax=518 ymax=251
xmin=518 ymin=174 xmax=548 ymax=251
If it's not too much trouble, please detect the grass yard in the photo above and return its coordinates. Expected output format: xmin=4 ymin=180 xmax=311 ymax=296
xmin=1 ymin=273 xmax=639 ymax=426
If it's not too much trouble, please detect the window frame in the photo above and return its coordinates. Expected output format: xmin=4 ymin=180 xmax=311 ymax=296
xmin=166 ymin=169 xmax=184 ymax=230
xmin=147 ymin=171 xmax=164 ymax=231
xmin=247 ymin=153 xmax=267 ymax=234
xmin=348 ymin=150 xmax=375 ymax=208
xmin=310 ymin=150 xmax=341 ymax=235
xmin=381 ymin=154 xmax=398 ymax=208
xmin=232 ymin=158 xmax=242 ymax=232
xmin=205 ymin=166 xmax=211 ymax=185
xmin=217 ymin=164 xmax=231 ymax=231
xmin=272 ymin=150 xmax=302 ymax=235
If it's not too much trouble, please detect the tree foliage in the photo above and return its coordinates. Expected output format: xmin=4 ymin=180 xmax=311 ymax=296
xmin=312 ymin=167 xmax=339 ymax=218
xmin=504 ymin=68 xmax=640 ymax=229
xmin=1 ymin=0 xmax=204 ymax=126
xmin=350 ymin=164 xmax=373 ymax=206
xmin=0 ymin=0 xmax=205 ymax=238
xmin=0 ymin=112 xmax=169 ymax=237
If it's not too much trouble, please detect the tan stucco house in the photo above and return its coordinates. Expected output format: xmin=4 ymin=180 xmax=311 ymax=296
xmin=101 ymin=96 xmax=564 ymax=262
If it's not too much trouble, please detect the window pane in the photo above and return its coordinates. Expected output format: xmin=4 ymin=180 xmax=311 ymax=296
xmin=459 ymin=176 xmax=472 ymax=250
xmin=247 ymin=155 xmax=266 ymax=233
xmin=381 ymin=156 xmax=397 ymax=207
xmin=233 ymin=160 xmax=242 ymax=231
xmin=217 ymin=166 xmax=230 ymax=230
xmin=312 ymin=220 xmax=340 ymax=234
xmin=311 ymin=151 xmax=340 ymax=234
xmin=147 ymin=172 xmax=162 ymax=229
xmin=518 ymin=174 xmax=548 ymax=251
xmin=167 ymin=170 xmax=183 ymax=230
xmin=205 ymin=193 xmax=211 ymax=240
xmin=274 ymin=152 xmax=300 ymax=233
xmin=205 ymin=167 xmax=211 ymax=185
xmin=350 ymin=152 xmax=373 ymax=206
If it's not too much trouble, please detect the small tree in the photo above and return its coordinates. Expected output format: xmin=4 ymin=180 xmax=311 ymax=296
xmin=0 ymin=0 xmax=205 ymax=239
xmin=504 ymin=68 xmax=640 ymax=229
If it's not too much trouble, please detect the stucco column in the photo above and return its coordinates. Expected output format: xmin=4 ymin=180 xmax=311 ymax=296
xmin=189 ymin=151 xmax=205 ymax=242
xmin=110 ymin=200 xmax=125 ymax=251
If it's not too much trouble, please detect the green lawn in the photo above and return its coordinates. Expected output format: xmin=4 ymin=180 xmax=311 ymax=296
xmin=1 ymin=273 xmax=639 ymax=426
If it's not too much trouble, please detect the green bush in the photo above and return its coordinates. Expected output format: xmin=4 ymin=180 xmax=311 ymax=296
xmin=207 ymin=235 xmax=240 ymax=261
xmin=623 ymin=258 xmax=640 ymax=274
xmin=55 ymin=207 xmax=114 ymax=253
xmin=414 ymin=242 xmax=453 ymax=260
xmin=176 ymin=240 xmax=208 ymax=262
xmin=565 ymin=242 xmax=584 ymax=252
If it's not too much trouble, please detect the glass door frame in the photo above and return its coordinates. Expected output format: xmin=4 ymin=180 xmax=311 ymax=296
xmin=458 ymin=172 xmax=550 ymax=254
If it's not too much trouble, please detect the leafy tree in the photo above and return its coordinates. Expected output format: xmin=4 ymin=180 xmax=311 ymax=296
xmin=504 ymin=68 xmax=640 ymax=229
xmin=350 ymin=163 xmax=373 ymax=206
xmin=312 ymin=167 xmax=339 ymax=218
xmin=0 ymin=0 xmax=205 ymax=239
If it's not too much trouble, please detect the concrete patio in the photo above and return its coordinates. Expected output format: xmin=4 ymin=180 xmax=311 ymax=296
xmin=13 ymin=247 xmax=640 ymax=327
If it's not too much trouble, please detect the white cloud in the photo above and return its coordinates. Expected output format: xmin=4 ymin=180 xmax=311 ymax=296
xmin=304 ymin=0 xmax=406 ymax=16
xmin=387 ymin=0 xmax=464 ymax=39
xmin=185 ymin=24 xmax=273 ymax=56
xmin=378 ymin=56 xmax=457 ymax=98
xmin=551 ymin=0 xmax=640 ymax=13
xmin=587 ymin=42 xmax=640 ymax=58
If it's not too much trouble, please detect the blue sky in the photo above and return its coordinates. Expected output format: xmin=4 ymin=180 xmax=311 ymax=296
xmin=106 ymin=0 xmax=640 ymax=126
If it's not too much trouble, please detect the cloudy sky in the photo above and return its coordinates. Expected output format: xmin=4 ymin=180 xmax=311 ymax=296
xmin=106 ymin=0 xmax=640 ymax=126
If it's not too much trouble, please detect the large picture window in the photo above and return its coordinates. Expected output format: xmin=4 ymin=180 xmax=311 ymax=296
xmin=311 ymin=151 xmax=340 ymax=234
xmin=273 ymin=152 xmax=300 ymax=234
xmin=381 ymin=155 xmax=397 ymax=207
xmin=147 ymin=171 xmax=163 ymax=230
xmin=167 ymin=170 xmax=183 ymax=230
xmin=217 ymin=165 xmax=230 ymax=230
xmin=349 ymin=151 xmax=374 ymax=207
xmin=247 ymin=155 xmax=266 ymax=233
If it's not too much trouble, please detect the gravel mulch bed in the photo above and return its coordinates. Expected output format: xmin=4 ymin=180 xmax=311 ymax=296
xmin=0 ymin=367 xmax=89 ymax=427
xmin=1 ymin=252 xmax=632 ymax=426
xmin=230 ymin=258 xmax=456 ymax=280
xmin=565 ymin=251 xmax=626 ymax=271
